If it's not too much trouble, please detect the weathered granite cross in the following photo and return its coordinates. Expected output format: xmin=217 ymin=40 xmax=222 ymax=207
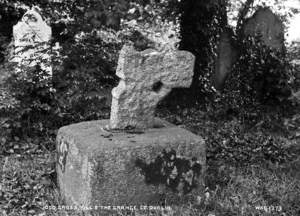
xmin=110 ymin=45 xmax=195 ymax=129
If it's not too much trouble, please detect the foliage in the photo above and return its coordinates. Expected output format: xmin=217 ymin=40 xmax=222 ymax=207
xmin=288 ymin=43 xmax=300 ymax=92
xmin=206 ymin=119 xmax=296 ymax=166
xmin=1 ymin=153 xmax=56 ymax=216
xmin=53 ymin=33 xmax=120 ymax=122
xmin=2 ymin=65 xmax=58 ymax=137
xmin=158 ymin=102 xmax=298 ymax=167
xmin=224 ymin=36 xmax=293 ymax=108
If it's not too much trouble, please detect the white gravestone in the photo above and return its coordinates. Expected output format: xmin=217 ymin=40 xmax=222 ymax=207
xmin=12 ymin=9 xmax=52 ymax=76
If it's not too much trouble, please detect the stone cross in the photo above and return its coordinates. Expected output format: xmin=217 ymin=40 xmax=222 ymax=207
xmin=110 ymin=45 xmax=195 ymax=129
xmin=12 ymin=8 xmax=52 ymax=75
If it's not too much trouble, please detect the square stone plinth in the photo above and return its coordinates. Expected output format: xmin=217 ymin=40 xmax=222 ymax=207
xmin=56 ymin=118 xmax=206 ymax=209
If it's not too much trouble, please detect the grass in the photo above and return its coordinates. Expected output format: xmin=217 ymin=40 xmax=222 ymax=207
xmin=2 ymin=154 xmax=299 ymax=216
xmin=165 ymin=163 xmax=300 ymax=216
xmin=0 ymin=104 xmax=300 ymax=216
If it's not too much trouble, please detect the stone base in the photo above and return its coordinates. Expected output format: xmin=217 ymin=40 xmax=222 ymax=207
xmin=56 ymin=118 xmax=206 ymax=209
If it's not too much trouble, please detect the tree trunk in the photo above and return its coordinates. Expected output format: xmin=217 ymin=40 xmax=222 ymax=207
xmin=178 ymin=0 xmax=227 ymax=96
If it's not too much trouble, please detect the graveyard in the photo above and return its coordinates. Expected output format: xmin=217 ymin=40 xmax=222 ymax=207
xmin=0 ymin=0 xmax=300 ymax=216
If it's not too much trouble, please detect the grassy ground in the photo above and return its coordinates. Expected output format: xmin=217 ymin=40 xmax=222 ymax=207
xmin=0 ymin=103 xmax=300 ymax=216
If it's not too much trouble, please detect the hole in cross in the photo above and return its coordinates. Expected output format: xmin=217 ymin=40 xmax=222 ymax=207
xmin=152 ymin=81 xmax=163 ymax=93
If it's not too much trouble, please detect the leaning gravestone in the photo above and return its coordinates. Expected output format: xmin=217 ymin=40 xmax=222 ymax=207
xmin=243 ymin=7 xmax=284 ymax=51
xmin=213 ymin=28 xmax=237 ymax=91
xmin=56 ymin=45 xmax=206 ymax=213
xmin=12 ymin=8 xmax=52 ymax=75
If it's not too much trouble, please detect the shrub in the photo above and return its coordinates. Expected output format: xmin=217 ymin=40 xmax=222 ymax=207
xmin=2 ymin=64 xmax=57 ymax=137
xmin=53 ymin=34 xmax=121 ymax=122
xmin=206 ymin=118 xmax=296 ymax=166
xmin=224 ymin=35 xmax=293 ymax=108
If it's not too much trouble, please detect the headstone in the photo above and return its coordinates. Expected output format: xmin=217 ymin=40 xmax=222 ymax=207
xmin=110 ymin=45 xmax=195 ymax=129
xmin=243 ymin=7 xmax=284 ymax=51
xmin=12 ymin=8 xmax=52 ymax=75
xmin=56 ymin=45 xmax=206 ymax=213
xmin=213 ymin=28 xmax=237 ymax=91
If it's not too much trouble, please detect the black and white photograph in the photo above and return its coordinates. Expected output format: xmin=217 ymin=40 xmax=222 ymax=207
xmin=0 ymin=0 xmax=299 ymax=215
